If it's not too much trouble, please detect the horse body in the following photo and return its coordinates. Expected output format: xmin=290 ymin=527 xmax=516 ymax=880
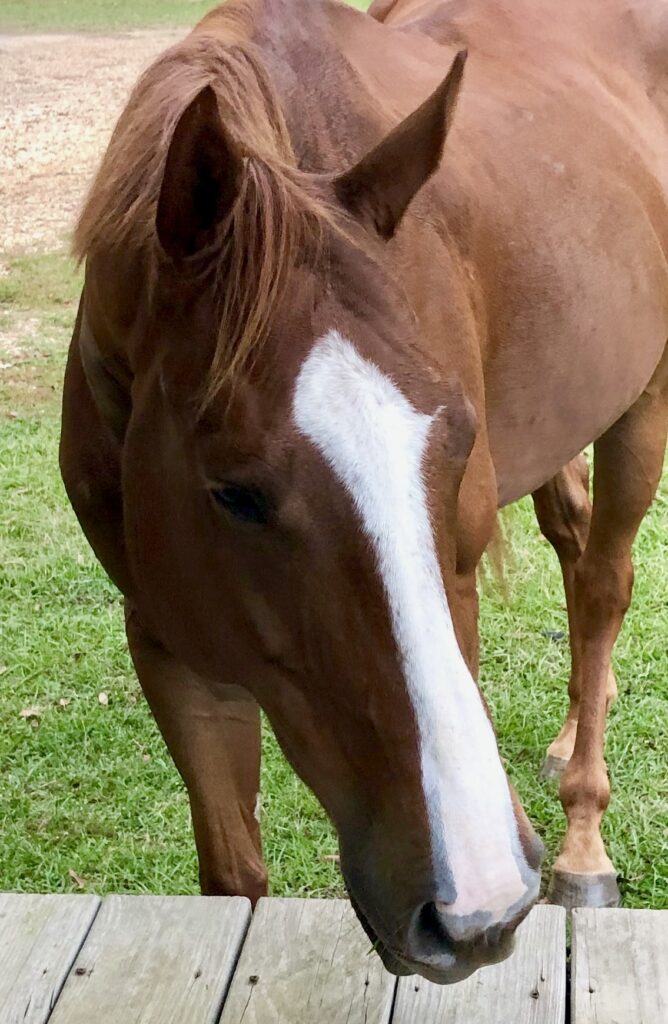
xmin=251 ymin=0 xmax=668 ymax=504
xmin=60 ymin=0 xmax=668 ymax=984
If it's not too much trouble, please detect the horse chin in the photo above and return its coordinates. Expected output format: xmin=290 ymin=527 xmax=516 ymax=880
xmin=346 ymin=892 xmax=414 ymax=978
xmin=375 ymin=934 xmax=514 ymax=986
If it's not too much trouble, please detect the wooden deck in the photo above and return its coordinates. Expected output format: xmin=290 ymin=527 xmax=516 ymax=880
xmin=0 ymin=895 xmax=666 ymax=1023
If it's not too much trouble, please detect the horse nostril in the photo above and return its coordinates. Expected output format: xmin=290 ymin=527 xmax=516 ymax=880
xmin=417 ymin=900 xmax=450 ymax=948
xmin=412 ymin=901 xmax=509 ymax=956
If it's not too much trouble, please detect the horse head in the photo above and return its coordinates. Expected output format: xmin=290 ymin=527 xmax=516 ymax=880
xmin=76 ymin=45 xmax=542 ymax=984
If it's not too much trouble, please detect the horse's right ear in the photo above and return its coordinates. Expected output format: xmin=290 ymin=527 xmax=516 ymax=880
xmin=334 ymin=50 xmax=466 ymax=239
xmin=156 ymin=85 xmax=243 ymax=261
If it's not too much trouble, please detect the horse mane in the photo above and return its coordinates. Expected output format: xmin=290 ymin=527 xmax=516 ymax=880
xmin=73 ymin=8 xmax=344 ymax=405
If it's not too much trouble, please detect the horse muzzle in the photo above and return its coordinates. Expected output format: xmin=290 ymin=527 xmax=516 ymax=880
xmin=346 ymin=862 xmax=541 ymax=984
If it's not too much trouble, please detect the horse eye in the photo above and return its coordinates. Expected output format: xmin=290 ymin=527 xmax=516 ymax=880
xmin=212 ymin=485 xmax=271 ymax=525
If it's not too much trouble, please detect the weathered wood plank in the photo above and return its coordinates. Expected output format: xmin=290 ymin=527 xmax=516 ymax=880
xmin=392 ymin=905 xmax=566 ymax=1024
xmin=218 ymin=897 xmax=396 ymax=1024
xmin=0 ymin=893 xmax=100 ymax=1024
xmin=48 ymin=895 xmax=251 ymax=1024
xmin=572 ymin=907 xmax=668 ymax=1024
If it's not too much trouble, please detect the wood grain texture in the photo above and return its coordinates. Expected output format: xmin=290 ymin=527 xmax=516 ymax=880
xmin=0 ymin=893 xmax=100 ymax=1024
xmin=218 ymin=897 xmax=396 ymax=1024
xmin=572 ymin=908 xmax=668 ymax=1024
xmin=392 ymin=905 xmax=566 ymax=1024
xmin=48 ymin=895 xmax=251 ymax=1024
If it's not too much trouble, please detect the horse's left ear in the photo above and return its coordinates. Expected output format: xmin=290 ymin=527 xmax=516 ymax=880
xmin=334 ymin=50 xmax=467 ymax=239
xmin=156 ymin=85 xmax=243 ymax=261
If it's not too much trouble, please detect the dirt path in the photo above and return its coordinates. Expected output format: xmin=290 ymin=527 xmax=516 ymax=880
xmin=0 ymin=30 xmax=183 ymax=253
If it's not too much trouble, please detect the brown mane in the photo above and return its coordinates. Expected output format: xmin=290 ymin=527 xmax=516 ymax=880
xmin=74 ymin=8 xmax=344 ymax=404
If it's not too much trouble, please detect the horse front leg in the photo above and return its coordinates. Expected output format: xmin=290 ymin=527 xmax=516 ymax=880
xmin=532 ymin=455 xmax=617 ymax=780
xmin=125 ymin=603 xmax=267 ymax=903
xmin=547 ymin=352 xmax=668 ymax=908
xmin=61 ymin=306 xmax=266 ymax=901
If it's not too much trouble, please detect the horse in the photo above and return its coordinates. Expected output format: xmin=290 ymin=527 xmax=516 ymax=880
xmin=60 ymin=0 xmax=668 ymax=984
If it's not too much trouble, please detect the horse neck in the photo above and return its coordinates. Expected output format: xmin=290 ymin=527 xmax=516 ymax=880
xmin=227 ymin=0 xmax=430 ymax=174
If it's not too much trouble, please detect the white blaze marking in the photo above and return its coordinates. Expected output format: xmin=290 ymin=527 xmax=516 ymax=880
xmin=293 ymin=331 xmax=531 ymax=919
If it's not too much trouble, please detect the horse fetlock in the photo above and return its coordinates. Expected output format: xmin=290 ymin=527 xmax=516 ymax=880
xmin=559 ymin=760 xmax=610 ymax=817
xmin=554 ymin=785 xmax=616 ymax=898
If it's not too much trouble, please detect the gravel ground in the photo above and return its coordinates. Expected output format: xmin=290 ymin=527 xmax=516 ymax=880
xmin=0 ymin=30 xmax=183 ymax=252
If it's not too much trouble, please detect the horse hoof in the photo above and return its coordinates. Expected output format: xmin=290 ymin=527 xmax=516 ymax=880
xmin=547 ymin=869 xmax=621 ymax=909
xmin=540 ymin=754 xmax=568 ymax=780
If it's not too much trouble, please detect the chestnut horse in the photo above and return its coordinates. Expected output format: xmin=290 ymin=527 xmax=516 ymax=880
xmin=60 ymin=0 xmax=668 ymax=984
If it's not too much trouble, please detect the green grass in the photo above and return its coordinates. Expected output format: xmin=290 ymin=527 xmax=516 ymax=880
xmin=0 ymin=0 xmax=370 ymax=33
xmin=1 ymin=251 xmax=667 ymax=907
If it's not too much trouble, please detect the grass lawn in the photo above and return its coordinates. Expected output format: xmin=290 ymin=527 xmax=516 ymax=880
xmin=1 ymin=251 xmax=666 ymax=907
xmin=0 ymin=0 xmax=370 ymax=32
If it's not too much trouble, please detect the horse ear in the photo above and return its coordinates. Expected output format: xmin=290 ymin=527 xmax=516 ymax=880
xmin=334 ymin=50 xmax=467 ymax=240
xmin=156 ymin=85 xmax=243 ymax=260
